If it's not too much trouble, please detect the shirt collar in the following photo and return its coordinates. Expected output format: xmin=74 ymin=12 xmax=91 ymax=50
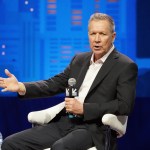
xmin=90 ymin=44 xmax=114 ymax=64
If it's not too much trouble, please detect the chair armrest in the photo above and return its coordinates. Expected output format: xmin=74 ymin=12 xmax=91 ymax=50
xmin=28 ymin=102 xmax=65 ymax=125
xmin=102 ymin=114 xmax=128 ymax=138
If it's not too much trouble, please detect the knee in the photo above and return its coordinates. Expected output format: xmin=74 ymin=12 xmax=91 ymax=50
xmin=1 ymin=135 xmax=16 ymax=150
xmin=51 ymin=139 xmax=65 ymax=150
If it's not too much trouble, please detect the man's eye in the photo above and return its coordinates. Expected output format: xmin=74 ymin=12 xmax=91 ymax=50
xmin=90 ymin=33 xmax=95 ymax=35
xmin=101 ymin=33 xmax=106 ymax=35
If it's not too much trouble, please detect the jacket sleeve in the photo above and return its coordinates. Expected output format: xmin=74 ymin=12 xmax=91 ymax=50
xmin=20 ymin=56 xmax=76 ymax=99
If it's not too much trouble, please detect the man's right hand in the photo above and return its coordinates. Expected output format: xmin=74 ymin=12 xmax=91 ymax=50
xmin=0 ymin=69 xmax=26 ymax=94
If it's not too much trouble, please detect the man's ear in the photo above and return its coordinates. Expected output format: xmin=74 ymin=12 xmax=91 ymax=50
xmin=112 ymin=32 xmax=116 ymax=43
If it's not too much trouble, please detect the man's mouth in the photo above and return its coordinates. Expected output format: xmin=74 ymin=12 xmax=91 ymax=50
xmin=94 ymin=45 xmax=101 ymax=50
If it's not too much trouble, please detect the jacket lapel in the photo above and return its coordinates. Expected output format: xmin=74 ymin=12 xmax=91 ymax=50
xmin=76 ymin=53 xmax=92 ymax=90
xmin=87 ymin=50 xmax=119 ymax=95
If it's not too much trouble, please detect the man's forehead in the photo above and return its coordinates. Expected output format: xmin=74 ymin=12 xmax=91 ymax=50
xmin=88 ymin=20 xmax=111 ymax=31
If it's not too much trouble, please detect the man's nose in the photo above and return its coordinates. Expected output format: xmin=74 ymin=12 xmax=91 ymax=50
xmin=94 ymin=33 xmax=100 ymax=42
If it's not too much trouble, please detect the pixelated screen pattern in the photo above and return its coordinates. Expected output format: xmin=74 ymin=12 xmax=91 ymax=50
xmin=0 ymin=0 xmax=148 ymax=97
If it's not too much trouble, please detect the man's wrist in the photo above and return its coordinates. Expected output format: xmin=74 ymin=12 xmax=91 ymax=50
xmin=18 ymin=82 xmax=26 ymax=95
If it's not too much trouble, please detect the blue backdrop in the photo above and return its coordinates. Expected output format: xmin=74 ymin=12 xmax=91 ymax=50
xmin=0 ymin=0 xmax=150 ymax=149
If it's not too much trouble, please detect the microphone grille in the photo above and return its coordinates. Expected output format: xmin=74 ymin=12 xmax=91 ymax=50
xmin=68 ymin=78 xmax=76 ymax=86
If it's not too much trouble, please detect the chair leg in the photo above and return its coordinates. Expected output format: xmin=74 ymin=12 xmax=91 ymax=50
xmin=104 ymin=125 xmax=111 ymax=150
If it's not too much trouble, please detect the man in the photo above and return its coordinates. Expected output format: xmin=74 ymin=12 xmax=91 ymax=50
xmin=0 ymin=13 xmax=138 ymax=150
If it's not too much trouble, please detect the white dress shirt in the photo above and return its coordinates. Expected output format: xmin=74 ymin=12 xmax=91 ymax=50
xmin=76 ymin=45 xmax=114 ymax=103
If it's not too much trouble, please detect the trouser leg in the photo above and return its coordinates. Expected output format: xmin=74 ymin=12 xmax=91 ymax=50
xmin=51 ymin=128 xmax=93 ymax=150
xmin=2 ymin=115 xmax=93 ymax=150
xmin=1 ymin=122 xmax=62 ymax=150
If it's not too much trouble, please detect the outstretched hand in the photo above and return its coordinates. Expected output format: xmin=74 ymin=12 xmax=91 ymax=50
xmin=0 ymin=69 xmax=20 ymax=92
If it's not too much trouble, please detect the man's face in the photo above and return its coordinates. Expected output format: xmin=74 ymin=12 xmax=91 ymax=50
xmin=88 ymin=20 xmax=116 ymax=61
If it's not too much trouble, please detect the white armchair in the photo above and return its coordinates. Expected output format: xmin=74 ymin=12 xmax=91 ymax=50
xmin=28 ymin=102 xmax=128 ymax=150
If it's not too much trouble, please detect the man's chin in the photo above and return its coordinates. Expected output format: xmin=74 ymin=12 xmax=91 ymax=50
xmin=93 ymin=50 xmax=103 ymax=55
xmin=92 ymin=50 xmax=106 ymax=58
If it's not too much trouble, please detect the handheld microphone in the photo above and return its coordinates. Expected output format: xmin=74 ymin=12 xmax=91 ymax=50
xmin=66 ymin=78 xmax=78 ymax=118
